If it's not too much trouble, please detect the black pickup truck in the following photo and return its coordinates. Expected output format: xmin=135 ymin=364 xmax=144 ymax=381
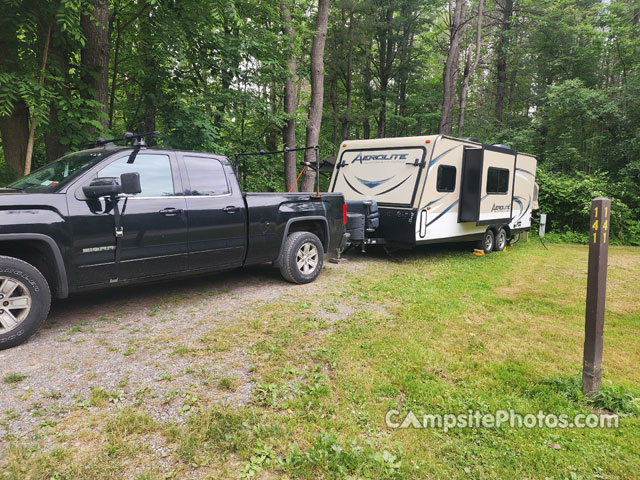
xmin=0 ymin=142 xmax=347 ymax=349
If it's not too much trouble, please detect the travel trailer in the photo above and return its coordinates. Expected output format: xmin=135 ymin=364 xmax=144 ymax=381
xmin=329 ymin=135 xmax=539 ymax=253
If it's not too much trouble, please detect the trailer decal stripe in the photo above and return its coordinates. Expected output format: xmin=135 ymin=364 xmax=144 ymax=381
xmin=343 ymin=176 xmax=365 ymax=195
xmin=428 ymin=145 xmax=462 ymax=171
xmin=376 ymin=174 xmax=413 ymax=195
xmin=426 ymin=200 xmax=459 ymax=227
xmin=515 ymin=167 xmax=535 ymax=177
xmin=355 ymin=175 xmax=395 ymax=189
xmin=512 ymin=196 xmax=524 ymax=217
xmin=514 ymin=195 xmax=531 ymax=222
xmin=425 ymin=194 xmax=448 ymax=207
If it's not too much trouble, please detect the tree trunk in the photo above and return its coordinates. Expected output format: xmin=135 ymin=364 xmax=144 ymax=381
xmin=457 ymin=0 xmax=484 ymax=136
xmin=495 ymin=0 xmax=513 ymax=124
xmin=0 ymin=20 xmax=28 ymax=175
xmin=330 ymin=74 xmax=339 ymax=146
xmin=439 ymin=0 xmax=466 ymax=135
xmin=300 ymin=0 xmax=329 ymax=192
xmin=0 ymin=101 xmax=30 ymax=175
xmin=281 ymin=1 xmax=298 ymax=192
xmin=363 ymin=52 xmax=372 ymax=139
xmin=24 ymin=23 xmax=52 ymax=175
xmin=340 ymin=9 xmax=354 ymax=142
xmin=45 ymin=22 xmax=72 ymax=163
xmin=81 ymin=0 xmax=110 ymax=131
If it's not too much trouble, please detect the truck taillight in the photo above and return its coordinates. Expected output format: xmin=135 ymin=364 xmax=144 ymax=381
xmin=343 ymin=203 xmax=348 ymax=224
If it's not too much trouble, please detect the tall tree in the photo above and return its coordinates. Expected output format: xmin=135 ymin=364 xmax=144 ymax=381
xmin=439 ymin=0 xmax=466 ymax=134
xmin=0 ymin=14 xmax=30 ymax=175
xmin=281 ymin=1 xmax=298 ymax=192
xmin=24 ymin=23 xmax=52 ymax=175
xmin=300 ymin=0 xmax=330 ymax=192
xmin=458 ymin=0 xmax=484 ymax=136
xmin=80 ymin=0 xmax=110 ymax=131
xmin=341 ymin=8 xmax=355 ymax=141
xmin=494 ymin=0 xmax=513 ymax=124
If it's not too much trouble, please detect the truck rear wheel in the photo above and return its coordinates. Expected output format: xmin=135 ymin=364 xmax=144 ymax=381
xmin=0 ymin=256 xmax=51 ymax=350
xmin=279 ymin=231 xmax=324 ymax=284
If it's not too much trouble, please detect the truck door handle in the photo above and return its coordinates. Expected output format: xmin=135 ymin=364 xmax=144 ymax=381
xmin=223 ymin=206 xmax=240 ymax=214
xmin=159 ymin=207 xmax=183 ymax=216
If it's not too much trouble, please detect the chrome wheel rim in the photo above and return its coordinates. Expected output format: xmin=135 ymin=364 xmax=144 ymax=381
xmin=0 ymin=276 xmax=32 ymax=334
xmin=484 ymin=235 xmax=493 ymax=251
xmin=497 ymin=231 xmax=507 ymax=249
xmin=296 ymin=242 xmax=319 ymax=275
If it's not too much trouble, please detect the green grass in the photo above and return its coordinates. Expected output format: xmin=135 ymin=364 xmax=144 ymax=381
xmin=2 ymin=242 xmax=639 ymax=479
xmin=2 ymin=373 xmax=27 ymax=384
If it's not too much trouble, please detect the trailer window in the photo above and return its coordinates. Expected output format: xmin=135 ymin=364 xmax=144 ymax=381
xmin=486 ymin=167 xmax=510 ymax=194
xmin=436 ymin=165 xmax=456 ymax=192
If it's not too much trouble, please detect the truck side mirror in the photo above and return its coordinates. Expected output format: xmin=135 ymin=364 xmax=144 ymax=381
xmin=83 ymin=177 xmax=122 ymax=199
xmin=120 ymin=172 xmax=141 ymax=195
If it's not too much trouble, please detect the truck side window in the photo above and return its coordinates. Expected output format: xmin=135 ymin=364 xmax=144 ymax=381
xmin=183 ymin=156 xmax=230 ymax=196
xmin=98 ymin=154 xmax=174 ymax=197
xmin=436 ymin=165 xmax=456 ymax=192
xmin=486 ymin=167 xmax=510 ymax=194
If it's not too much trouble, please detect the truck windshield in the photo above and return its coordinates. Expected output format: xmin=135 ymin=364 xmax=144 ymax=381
xmin=7 ymin=150 xmax=111 ymax=193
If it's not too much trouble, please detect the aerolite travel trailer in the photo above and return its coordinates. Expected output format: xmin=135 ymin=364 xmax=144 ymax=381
xmin=329 ymin=135 xmax=539 ymax=253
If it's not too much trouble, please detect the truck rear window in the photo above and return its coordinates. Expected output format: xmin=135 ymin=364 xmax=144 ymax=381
xmin=183 ymin=156 xmax=230 ymax=196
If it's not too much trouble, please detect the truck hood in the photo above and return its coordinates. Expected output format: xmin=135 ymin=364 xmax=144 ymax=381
xmin=0 ymin=188 xmax=26 ymax=195
xmin=0 ymin=191 xmax=69 ymax=214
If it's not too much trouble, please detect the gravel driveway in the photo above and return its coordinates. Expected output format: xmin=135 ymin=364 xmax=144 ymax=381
xmin=0 ymin=260 xmax=364 ymax=446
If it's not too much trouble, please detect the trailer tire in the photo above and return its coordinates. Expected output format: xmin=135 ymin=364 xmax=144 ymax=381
xmin=0 ymin=256 xmax=51 ymax=350
xmin=279 ymin=231 xmax=324 ymax=284
xmin=479 ymin=229 xmax=495 ymax=254
xmin=494 ymin=227 xmax=507 ymax=252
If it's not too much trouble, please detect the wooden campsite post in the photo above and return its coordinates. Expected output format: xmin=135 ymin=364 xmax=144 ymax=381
xmin=582 ymin=197 xmax=611 ymax=395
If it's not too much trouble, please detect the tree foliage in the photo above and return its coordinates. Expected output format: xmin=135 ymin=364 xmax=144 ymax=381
xmin=0 ymin=0 xmax=639 ymax=242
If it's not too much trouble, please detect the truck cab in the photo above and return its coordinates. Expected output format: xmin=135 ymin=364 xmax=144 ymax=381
xmin=0 ymin=139 xmax=347 ymax=349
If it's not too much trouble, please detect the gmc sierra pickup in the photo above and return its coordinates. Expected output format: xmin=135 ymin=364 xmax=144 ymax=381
xmin=0 ymin=141 xmax=347 ymax=349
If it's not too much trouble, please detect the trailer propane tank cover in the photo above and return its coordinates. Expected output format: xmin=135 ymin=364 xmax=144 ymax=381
xmin=539 ymin=214 xmax=547 ymax=237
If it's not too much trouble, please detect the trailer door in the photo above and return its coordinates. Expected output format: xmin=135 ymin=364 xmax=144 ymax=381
xmin=330 ymin=146 xmax=427 ymax=207
xmin=477 ymin=146 xmax=516 ymax=225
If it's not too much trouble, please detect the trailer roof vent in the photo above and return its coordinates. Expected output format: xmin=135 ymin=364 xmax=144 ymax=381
xmin=493 ymin=144 xmax=511 ymax=149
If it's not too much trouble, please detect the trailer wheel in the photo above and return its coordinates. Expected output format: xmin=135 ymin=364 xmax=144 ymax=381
xmin=494 ymin=227 xmax=507 ymax=252
xmin=0 ymin=256 xmax=51 ymax=350
xmin=279 ymin=231 xmax=324 ymax=284
xmin=479 ymin=229 xmax=495 ymax=254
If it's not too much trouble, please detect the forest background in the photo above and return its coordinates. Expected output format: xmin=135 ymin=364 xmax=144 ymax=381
xmin=1 ymin=0 xmax=639 ymax=243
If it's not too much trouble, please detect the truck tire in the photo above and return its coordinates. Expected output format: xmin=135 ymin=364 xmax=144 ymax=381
xmin=0 ymin=256 xmax=51 ymax=350
xmin=479 ymin=229 xmax=495 ymax=254
xmin=279 ymin=231 xmax=324 ymax=284
xmin=494 ymin=227 xmax=507 ymax=251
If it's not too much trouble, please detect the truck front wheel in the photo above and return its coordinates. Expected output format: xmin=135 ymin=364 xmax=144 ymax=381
xmin=0 ymin=256 xmax=51 ymax=350
xmin=279 ymin=231 xmax=324 ymax=284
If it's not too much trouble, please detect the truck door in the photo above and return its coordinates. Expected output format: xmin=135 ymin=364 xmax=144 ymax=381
xmin=70 ymin=152 xmax=188 ymax=286
xmin=179 ymin=155 xmax=247 ymax=271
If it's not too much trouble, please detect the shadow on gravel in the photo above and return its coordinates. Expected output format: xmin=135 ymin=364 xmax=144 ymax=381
xmin=48 ymin=264 xmax=283 ymax=323
xmin=341 ymin=241 xmax=478 ymax=263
